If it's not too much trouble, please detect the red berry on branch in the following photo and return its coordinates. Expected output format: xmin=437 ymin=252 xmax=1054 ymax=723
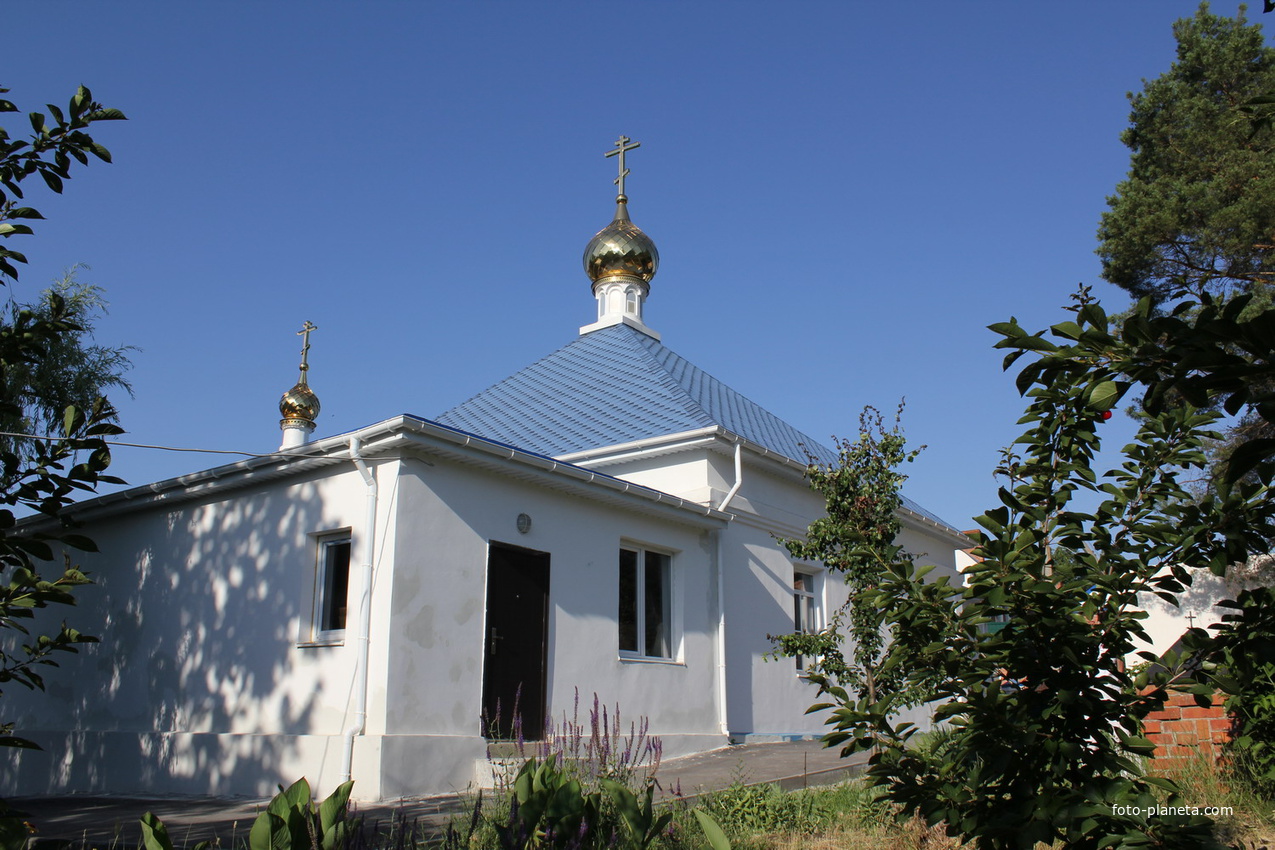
xmin=1101 ymin=410 xmax=1113 ymax=421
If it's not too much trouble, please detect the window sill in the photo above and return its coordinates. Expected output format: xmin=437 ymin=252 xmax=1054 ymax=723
xmin=618 ymin=653 xmax=684 ymax=666
xmin=297 ymin=633 xmax=346 ymax=648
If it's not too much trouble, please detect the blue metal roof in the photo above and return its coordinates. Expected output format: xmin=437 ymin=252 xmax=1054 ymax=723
xmin=435 ymin=322 xmax=961 ymax=534
xmin=436 ymin=323 xmax=833 ymax=462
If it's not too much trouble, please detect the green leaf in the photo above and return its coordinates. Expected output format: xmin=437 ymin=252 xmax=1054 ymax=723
xmin=1086 ymin=381 xmax=1119 ymax=411
xmin=693 ymin=808 xmax=733 ymax=850
xmin=317 ymin=780 xmax=354 ymax=835
xmin=279 ymin=776 xmax=311 ymax=811
xmin=1051 ymin=320 xmax=1084 ymax=340
xmin=1121 ymin=736 xmax=1155 ymax=756
xmin=1014 ymin=336 xmax=1060 ymax=353
xmin=139 ymin=812 xmax=175 ymax=850
xmin=63 ymin=404 xmax=80 ymax=436
xmin=39 ymin=170 xmax=63 ymax=193
xmin=988 ymin=320 xmax=1026 ymax=339
xmin=59 ymin=534 xmax=98 ymax=553
xmin=1222 ymin=439 xmax=1275 ymax=486
xmin=0 ymin=734 xmax=42 ymax=750
xmin=248 ymin=811 xmax=286 ymax=850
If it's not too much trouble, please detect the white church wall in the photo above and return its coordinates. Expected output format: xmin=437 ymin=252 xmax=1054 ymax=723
xmin=719 ymin=469 xmax=963 ymax=741
xmin=0 ymin=461 xmax=393 ymax=800
xmin=1134 ymin=559 xmax=1273 ymax=661
xmin=590 ymin=451 xmax=719 ymax=505
xmin=725 ymin=461 xmax=825 ymax=532
xmin=721 ymin=519 xmax=839 ymax=738
xmin=717 ymin=462 xmax=832 ymax=739
xmin=376 ymin=454 xmax=726 ymax=799
xmin=896 ymin=524 xmax=960 ymax=579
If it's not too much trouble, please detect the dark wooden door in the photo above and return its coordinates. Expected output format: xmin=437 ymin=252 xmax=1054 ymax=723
xmin=481 ymin=542 xmax=550 ymax=739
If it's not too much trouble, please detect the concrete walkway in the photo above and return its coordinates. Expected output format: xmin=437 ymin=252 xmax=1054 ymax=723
xmin=10 ymin=740 xmax=867 ymax=845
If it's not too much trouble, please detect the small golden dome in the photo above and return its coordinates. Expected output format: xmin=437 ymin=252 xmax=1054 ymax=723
xmin=280 ymin=379 xmax=320 ymax=424
xmin=583 ymin=196 xmax=659 ymax=285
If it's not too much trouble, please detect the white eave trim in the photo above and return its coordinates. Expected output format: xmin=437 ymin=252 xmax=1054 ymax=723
xmin=558 ymin=426 xmax=972 ymax=548
xmin=897 ymin=504 xmax=975 ymax=549
xmin=50 ymin=415 xmax=731 ymax=530
xmin=559 ymin=426 xmax=814 ymax=480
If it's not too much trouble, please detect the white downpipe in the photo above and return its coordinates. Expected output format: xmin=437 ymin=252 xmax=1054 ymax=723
xmin=716 ymin=442 xmax=743 ymax=512
xmin=713 ymin=441 xmax=742 ymax=737
xmin=342 ymin=436 xmax=378 ymax=784
xmin=712 ymin=530 xmax=730 ymax=737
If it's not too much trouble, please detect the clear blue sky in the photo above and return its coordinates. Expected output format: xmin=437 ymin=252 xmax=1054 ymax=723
xmin=4 ymin=1 xmax=1263 ymax=530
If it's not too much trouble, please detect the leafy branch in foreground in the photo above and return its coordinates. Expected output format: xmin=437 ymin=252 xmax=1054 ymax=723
xmin=803 ymin=288 xmax=1273 ymax=849
xmin=0 ymin=265 xmax=134 ymax=460
xmin=0 ymin=398 xmax=122 ymax=749
xmin=0 ymin=84 xmax=126 ymax=751
xmin=0 ymin=84 xmax=124 ymax=281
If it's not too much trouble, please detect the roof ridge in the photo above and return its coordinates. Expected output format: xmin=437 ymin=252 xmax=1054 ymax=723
xmin=610 ymin=328 xmax=719 ymax=430
xmin=434 ymin=322 xmax=840 ymax=464
xmin=625 ymin=328 xmax=836 ymax=463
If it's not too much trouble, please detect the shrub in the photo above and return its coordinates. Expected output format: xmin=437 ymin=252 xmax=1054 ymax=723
xmin=487 ymin=689 xmax=663 ymax=796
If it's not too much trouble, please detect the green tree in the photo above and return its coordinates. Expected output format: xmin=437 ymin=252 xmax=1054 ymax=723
xmin=769 ymin=405 xmax=936 ymax=711
xmin=1097 ymin=3 xmax=1275 ymax=304
xmin=800 ymin=290 xmax=1274 ymax=849
xmin=0 ymin=84 xmax=126 ymax=750
xmin=1 ymin=265 xmax=134 ymax=459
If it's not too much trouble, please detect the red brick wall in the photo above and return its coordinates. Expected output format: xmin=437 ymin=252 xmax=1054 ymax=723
xmin=1144 ymin=691 xmax=1230 ymax=764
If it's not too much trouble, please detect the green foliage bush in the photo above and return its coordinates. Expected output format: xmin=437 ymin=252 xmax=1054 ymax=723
xmin=137 ymin=779 xmax=357 ymax=850
xmin=494 ymin=755 xmax=600 ymax=849
xmin=698 ymin=783 xmax=822 ymax=837
xmin=492 ymin=689 xmax=663 ymax=795
xmin=769 ymin=405 xmax=936 ymax=710
xmin=248 ymin=777 xmax=357 ymax=850
xmin=0 ymin=82 xmax=127 ymax=753
xmin=1196 ymin=585 xmax=1275 ymax=797
xmin=788 ymin=286 xmax=1275 ymax=850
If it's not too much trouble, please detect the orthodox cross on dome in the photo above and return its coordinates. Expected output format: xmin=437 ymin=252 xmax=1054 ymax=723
xmin=297 ymin=320 xmax=317 ymax=377
xmin=605 ymin=135 xmax=641 ymax=198
xmin=279 ymin=320 xmax=321 ymax=450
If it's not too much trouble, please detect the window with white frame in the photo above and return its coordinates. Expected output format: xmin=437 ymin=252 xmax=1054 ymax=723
xmin=312 ymin=533 xmax=351 ymax=640
xmin=792 ymin=569 xmax=820 ymax=672
xmin=618 ymin=546 xmax=672 ymax=659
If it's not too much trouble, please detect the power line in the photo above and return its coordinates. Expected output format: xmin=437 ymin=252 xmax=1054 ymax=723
xmin=0 ymin=431 xmax=276 ymax=459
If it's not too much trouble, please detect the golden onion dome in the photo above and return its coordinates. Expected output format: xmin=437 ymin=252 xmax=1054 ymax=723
xmin=583 ymin=196 xmax=659 ymax=285
xmin=279 ymin=379 xmax=320 ymax=424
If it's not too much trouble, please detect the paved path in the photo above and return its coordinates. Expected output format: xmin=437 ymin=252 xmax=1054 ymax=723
xmin=10 ymin=740 xmax=867 ymax=845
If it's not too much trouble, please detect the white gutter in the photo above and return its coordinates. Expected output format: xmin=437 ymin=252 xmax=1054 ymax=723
xmin=341 ymin=436 xmax=378 ymax=784
xmin=557 ymin=426 xmax=722 ymax=464
xmin=712 ymin=440 xmax=743 ymax=737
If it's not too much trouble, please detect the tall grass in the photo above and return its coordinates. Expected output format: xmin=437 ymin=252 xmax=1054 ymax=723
xmin=486 ymin=688 xmax=663 ymax=793
xmin=1147 ymin=751 xmax=1275 ymax=849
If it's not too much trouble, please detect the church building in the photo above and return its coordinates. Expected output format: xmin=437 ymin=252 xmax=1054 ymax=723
xmin=2 ymin=138 xmax=969 ymax=802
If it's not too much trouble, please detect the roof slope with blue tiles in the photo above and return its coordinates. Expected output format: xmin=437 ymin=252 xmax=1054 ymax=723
xmin=434 ymin=322 xmax=959 ymax=532
xmin=436 ymin=323 xmax=833 ymax=463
